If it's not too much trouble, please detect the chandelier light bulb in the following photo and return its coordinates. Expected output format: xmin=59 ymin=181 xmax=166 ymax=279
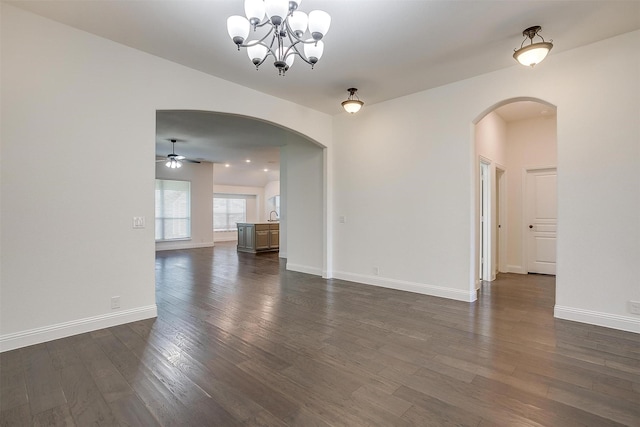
xmin=247 ymin=43 xmax=268 ymax=65
xmin=264 ymin=0 xmax=289 ymax=26
xmin=244 ymin=0 xmax=265 ymax=26
xmin=288 ymin=11 xmax=308 ymax=37
xmin=308 ymin=10 xmax=331 ymax=41
xmin=303 ymin=39 xmax=323 ymax=64
xmin=286 ymin=53 xmax=295 ymax=69
xmin=227 ymin=15 xmax=250 ymax=45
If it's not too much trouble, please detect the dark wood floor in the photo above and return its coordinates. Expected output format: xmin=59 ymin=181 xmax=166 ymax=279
xmin=2 ymin=243 xmax=639 ymax=426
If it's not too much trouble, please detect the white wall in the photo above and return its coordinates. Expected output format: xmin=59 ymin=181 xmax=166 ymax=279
xmin=333 ymin=30 xmax=640 ymax=332
xmin=156 ymin=161 xmax=214 ymax=251
xmin=283 ymin=143 xmax=324 ymax=276
xmin=505 ymin=115 xmax=558 ymax=273
xmin=0 ymin=5 xmax=332 ymax=351
xmin=213 ymin=183 xmax=264 ymax=242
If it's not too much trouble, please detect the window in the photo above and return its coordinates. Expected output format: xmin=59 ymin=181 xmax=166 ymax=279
xmin=268 ymin=195 xmax=280 ymax=216
xmin=155 ymin=179 xmax=191 ymax=241
xmin=213 ymin=195 xmax=247 ymax=232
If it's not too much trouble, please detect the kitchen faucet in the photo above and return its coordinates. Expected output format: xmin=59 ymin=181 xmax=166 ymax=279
xmin=269 ymin=210 xmax=279 ymax=222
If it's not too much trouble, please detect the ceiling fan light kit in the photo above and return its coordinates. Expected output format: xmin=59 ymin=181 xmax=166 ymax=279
xmin=159 ymin=139 xmax=200 ymax=168
xmin=227 ymin=0 xmax=331 ymax=76
xmin=513 ymin=25 xmax=553 ymax=67
xmin=166 ymin=158 xmax=182 ymax=168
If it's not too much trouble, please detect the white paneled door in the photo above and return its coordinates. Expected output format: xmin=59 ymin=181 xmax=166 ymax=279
xmin=526 ymin=168 xmax=557 ymax=275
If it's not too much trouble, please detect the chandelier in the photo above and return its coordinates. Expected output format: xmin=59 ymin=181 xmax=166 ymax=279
xmin=227 ymin=0 xmax=331 ymax=76
xmin=513 ymin=26 xmax=553 ymax=67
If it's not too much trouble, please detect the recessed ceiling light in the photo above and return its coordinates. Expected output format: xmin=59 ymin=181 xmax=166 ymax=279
xmin=263 ymin=168 xmax=269 ymax=172
xmin=245 ymin=159 xmax=251 ymax=163
xmin=225 ymin=163 xmax=230 ymax=167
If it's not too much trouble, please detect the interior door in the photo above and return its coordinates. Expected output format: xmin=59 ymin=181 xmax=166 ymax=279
xmin=526 ymin=168 xmax=557 ymax=275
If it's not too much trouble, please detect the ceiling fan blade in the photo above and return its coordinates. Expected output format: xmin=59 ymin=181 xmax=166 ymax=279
xmin=185 ymin=159 xmax=201 ymax=164
xmin=176 ymin=155 xmax=186 ymax=160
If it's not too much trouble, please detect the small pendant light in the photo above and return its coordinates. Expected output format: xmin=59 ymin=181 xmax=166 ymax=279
xmin=341 ymin=88 xmax=364 ymax=114
xmin=513 ymin=26 xmax=553 ymax=67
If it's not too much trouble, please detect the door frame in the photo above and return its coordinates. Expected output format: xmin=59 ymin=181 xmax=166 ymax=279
xmin=479 ymin=157 xmax=492 ymax=284
xmin=495 ymin=165 xmax=507 ymax=274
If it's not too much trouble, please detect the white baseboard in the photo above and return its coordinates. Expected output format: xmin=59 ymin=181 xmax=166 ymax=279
xmin=0 ymin=305 xmax=158 ymax=352
xmin=333 ymin=271 xmax=477 ymax=302
xmin=554 ymin=305 xmax=640 ymax=333
xmin=286 ymin=263 xmax=322 ymax=276
xmin=155 ymin=241 xmax=214 ymax=251
xmin=506 ymin=264 xmax=526 ymax=274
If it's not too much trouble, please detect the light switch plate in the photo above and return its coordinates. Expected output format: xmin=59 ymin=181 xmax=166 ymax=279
xmin=133 ymin=216 xmax=145 ymax=228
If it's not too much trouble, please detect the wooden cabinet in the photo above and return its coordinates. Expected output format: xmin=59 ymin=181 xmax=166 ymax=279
xmin=237 ymin=223 xmax=279 ymax=253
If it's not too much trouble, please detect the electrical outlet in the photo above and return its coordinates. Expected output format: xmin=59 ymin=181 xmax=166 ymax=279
xmin=629 ymin=300 xmax=640 ymax=315
xmin=132 ymin=216 xmax=145 ymax=229
xmin=339 ymin=215 xmax=347 ymax=224
xmin=111 ymin=296 xmax=121 ymax=310
xmin=373 ymin=266 xmax=379 ymax=276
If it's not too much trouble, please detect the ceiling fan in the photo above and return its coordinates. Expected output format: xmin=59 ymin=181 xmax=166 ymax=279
xmin=157 ymin=139 xmax=200 ymax=168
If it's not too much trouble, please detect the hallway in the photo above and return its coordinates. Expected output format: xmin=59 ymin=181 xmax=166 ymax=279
xmin=1 ymin=243 xmax=638 ymax=426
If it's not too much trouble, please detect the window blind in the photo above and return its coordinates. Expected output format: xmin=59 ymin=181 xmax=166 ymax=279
xmin=155 ymin=179 xmax=191 ymax=240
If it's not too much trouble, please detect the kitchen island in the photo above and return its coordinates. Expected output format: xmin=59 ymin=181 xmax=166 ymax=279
xmin=236 ymin=222 xmax=279 ymax=253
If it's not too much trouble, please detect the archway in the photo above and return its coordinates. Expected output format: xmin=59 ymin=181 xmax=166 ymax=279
xmin=472 ymin=97 xmax=558 ymax=293
xmin=154 ymin=110 xmax=328 ymax=277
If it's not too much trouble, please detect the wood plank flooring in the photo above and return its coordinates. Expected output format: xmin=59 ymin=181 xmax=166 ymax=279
xmin=2 ymin=242 xmax=639 ymax=426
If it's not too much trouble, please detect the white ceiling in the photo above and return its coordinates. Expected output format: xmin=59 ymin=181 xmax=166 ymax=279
xmin=9 ymin=0 xmax=639 ymax=114
xmin=10 ymin=0 xmax=638 ymax=185
xmin=494 ymin=101 xmax=556 ymax=123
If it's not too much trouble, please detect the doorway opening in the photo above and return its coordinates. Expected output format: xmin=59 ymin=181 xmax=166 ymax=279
xmin=473 ymin=98 xmax=558 ymax=292
xmin=154 ymin=110 xmax=328 ymax=277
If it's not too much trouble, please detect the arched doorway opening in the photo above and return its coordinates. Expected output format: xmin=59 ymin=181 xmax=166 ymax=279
xmin=472 ymin=97 xmax=558 ymax=292
xmin=154 ymin=110 xmax=328 ymax=277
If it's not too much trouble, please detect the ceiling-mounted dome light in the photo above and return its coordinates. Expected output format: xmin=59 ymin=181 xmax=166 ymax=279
xmin=513 ymin=26 xmax=553 ymax=67
xmin=341 ymin=88 xmax=364 ymax=114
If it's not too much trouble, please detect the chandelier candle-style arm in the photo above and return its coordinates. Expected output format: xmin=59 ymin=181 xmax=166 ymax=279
xmin=226 ymin=0 xmax=331 ymax=75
